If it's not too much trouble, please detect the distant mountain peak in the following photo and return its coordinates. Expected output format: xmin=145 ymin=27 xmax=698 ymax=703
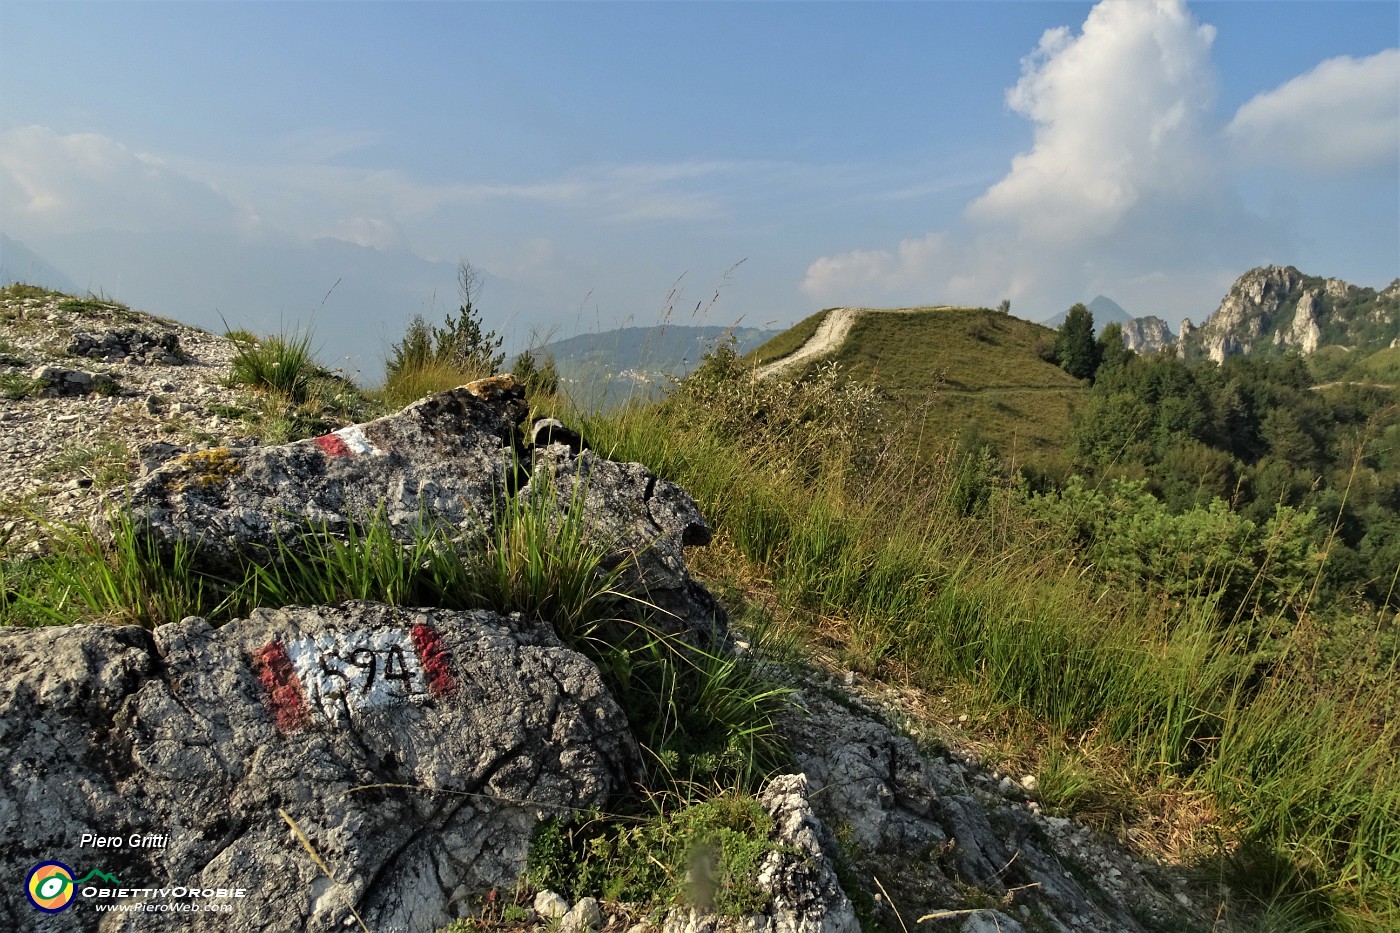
xmin=1085 ymin=295 xmax=1133 ymax=324
xmin=1042 ymin=295 xmax=1133 ymax=331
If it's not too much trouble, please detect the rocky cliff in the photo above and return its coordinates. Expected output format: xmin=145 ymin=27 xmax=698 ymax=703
xmin=1118 ymin=316 xmax=1175 ymax=354
xmin=1178 ymin=265 xmax=1400 ymax=363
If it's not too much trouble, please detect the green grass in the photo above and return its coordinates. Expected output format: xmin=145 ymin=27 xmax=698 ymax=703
xmin=528 ymin=791 xmax=776 ymax=915
xmin=40 ymin=438 xmax=136 ymax=491
xmin=226 ymin=329 xmax=317 ymax=402
xmin=557 ymin=354 xmax=1399 ymax=929
xmin=0 ymin=282 xmax=64 ymax=301
xmin=379 ymin=357 xmax=495 ymax=409
xmin=823 ymin=308 xmax=1085 ymax=467
xmin=1355 ymin=347 xmax=1400 ymax=384
xmin=0 ymin=371 xmax=42 ymax=400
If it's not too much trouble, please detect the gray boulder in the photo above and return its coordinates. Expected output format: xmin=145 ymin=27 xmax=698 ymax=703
xmin=526 ymin=445 xmax=724 ymax=646
xmin=101 ymin=376 xmax=529 ymax=569
xmin=0 ymin=602 xmax=640 ymax=932
xmin=102 ymin=375 xmax=725 ymax=646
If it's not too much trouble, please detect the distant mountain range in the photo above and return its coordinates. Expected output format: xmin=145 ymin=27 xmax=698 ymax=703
xmin=0 ymin=234 xmax=80 ymax=294
xmin=532 ymin=324 xmax=780 ymax=407
xmin=1041 ymin=295 xmax=1134 ymax=330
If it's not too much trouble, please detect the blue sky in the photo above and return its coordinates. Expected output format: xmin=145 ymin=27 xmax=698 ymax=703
xmin=2 ymin=1 xmax=1396 ymax=382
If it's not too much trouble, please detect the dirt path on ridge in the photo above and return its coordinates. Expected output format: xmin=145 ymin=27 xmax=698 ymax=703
xmin=755 ymin=307 xmax=862 ymax=380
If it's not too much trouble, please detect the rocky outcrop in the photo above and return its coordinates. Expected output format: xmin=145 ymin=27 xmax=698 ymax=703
xmin=69 ymin=329 xmax=185 ymax=366
xmin=1180 ymin=265 xmax=1400 ymax=362
xmin=29 ymin=365 xmax=119 ymax=397
xmin=0 ymin=603 xmax=640 ymax=932
xmin=1118 ymin=316 xmax=1175 ymax=354
xmin=1280 ymin=290 xmax=1322 ymax=354
xmin=779 ymin=683 xmax=1213 ymax=933
xmin=102 ymin=375 xmax=725 ymax=647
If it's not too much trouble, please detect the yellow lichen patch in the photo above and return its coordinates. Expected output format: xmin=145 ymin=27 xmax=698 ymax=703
xmin=169 ymin=447 xmax=243 ymax=491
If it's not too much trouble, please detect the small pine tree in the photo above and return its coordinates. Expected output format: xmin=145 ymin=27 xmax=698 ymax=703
xmin=1055 ymin=303 xmax=1099 ymax=380
xmin=386 ymin=261 xmax=504 ymax=379
xmin=511 ymin=350 xmax=560 ymax=397
xmin=1096 ymin=322 xmax=1133 ymax=374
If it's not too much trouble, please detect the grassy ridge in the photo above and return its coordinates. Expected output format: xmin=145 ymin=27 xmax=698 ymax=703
xmin=772 ymin=307 xmax=1087 ymax=469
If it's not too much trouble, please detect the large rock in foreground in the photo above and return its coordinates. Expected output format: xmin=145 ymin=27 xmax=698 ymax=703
xmin=0 ymin=603 xmax=640 ymax=932
xmin=104 ymin=376 xmax=725 ymax=645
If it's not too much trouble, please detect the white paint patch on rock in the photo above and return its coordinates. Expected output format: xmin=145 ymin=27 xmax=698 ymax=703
xmin=283 ymin=629 xmax=430 ymax=723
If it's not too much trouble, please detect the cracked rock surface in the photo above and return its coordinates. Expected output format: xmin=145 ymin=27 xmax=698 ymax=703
xmin=0 ymin=603 xmax=640 ymax=932
xmin=102 ymin=376 xmax=726 ymax=647
xmin=781 ymin=682 xmax=1216 ymax=933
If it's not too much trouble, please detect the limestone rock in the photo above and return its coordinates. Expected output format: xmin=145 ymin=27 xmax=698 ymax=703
xmin=1180 ymin=265 xmax=1400 ymax=362
xmin=69 ymin=329 xmax=185 ymax=366
xmin=1118 ymin=316 xmax=1175 ymax=355
xmin=101 ymin=378 xmax=724 ymax=645
xmin=0 ymin=602 xmax=640 ymax=932
xmin=1284 ymin=290 xmax=1322 ymax=354
xmin=778 ymin=687 xmax=1204 ymax=933
xmin=100 ymin=378 xmax=529 ymax=569
xmin=525 ymin=444 xmax=725 ymax=646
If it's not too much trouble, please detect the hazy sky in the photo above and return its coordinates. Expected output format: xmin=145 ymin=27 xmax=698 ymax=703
xmin=2 ymin=1 xmax=1396 ymax=381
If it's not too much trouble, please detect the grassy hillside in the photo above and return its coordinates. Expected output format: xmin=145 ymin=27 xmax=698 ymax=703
xmin=760 ymin=307 xmax=1087 ymax=471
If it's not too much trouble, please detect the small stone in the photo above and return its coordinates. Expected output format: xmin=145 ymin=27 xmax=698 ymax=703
xmin=1020 ymin=774 xmax=1037 ymax=792
xmin=560 ymin=896 xmax=602 ymax=933
xmin=534 ymin=890 xmax=568 ymax=920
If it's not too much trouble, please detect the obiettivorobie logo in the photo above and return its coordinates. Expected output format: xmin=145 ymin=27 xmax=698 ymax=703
xmin=26 ymin=862 xmax=121 ymax=913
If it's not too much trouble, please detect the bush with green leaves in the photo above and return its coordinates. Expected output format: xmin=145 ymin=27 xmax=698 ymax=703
xmin=665 ymin=339 xmax=888 ymax=484
xmin=1027 ymin=475 xmax=1321 ymax=630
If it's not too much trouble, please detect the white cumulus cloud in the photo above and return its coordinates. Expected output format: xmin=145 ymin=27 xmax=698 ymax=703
xmin=805 ymin=0 xmax=1229 ymax=314
xmin=1226 ymin=48 xmax=1400 ymax=174
xmin=966 ymin=0 xmax=1218 ymax=239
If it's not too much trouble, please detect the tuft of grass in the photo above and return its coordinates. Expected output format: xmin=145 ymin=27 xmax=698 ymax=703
xmin=56 ymin=294 xmax=139 ymax=322
xmin=0 ymin=371 xmax=43 ymax=400
xmin=3 ymin=512 xmax=222 ymax=629
xmin=226 ymin=330 xmax=316 ymax=402
xmin=379 ymin=357 xmax=494 ymax=409
xmin=40 ymin=438 xmax=136 ymax=491
xmin=0 ymin=282 xmax=64 ymax=301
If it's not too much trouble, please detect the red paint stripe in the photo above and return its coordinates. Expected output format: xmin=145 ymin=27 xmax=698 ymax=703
xmin=254 ymin=640 xmax=311 ymax=731
xmin=314 ymin=433 xmax=352 ymax=457
xmin=410 ymin=624 xmax=456 ymax=698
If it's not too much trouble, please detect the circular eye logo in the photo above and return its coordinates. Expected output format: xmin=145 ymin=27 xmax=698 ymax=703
xmin=26 ymin=861 xmax=76 ymax=913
